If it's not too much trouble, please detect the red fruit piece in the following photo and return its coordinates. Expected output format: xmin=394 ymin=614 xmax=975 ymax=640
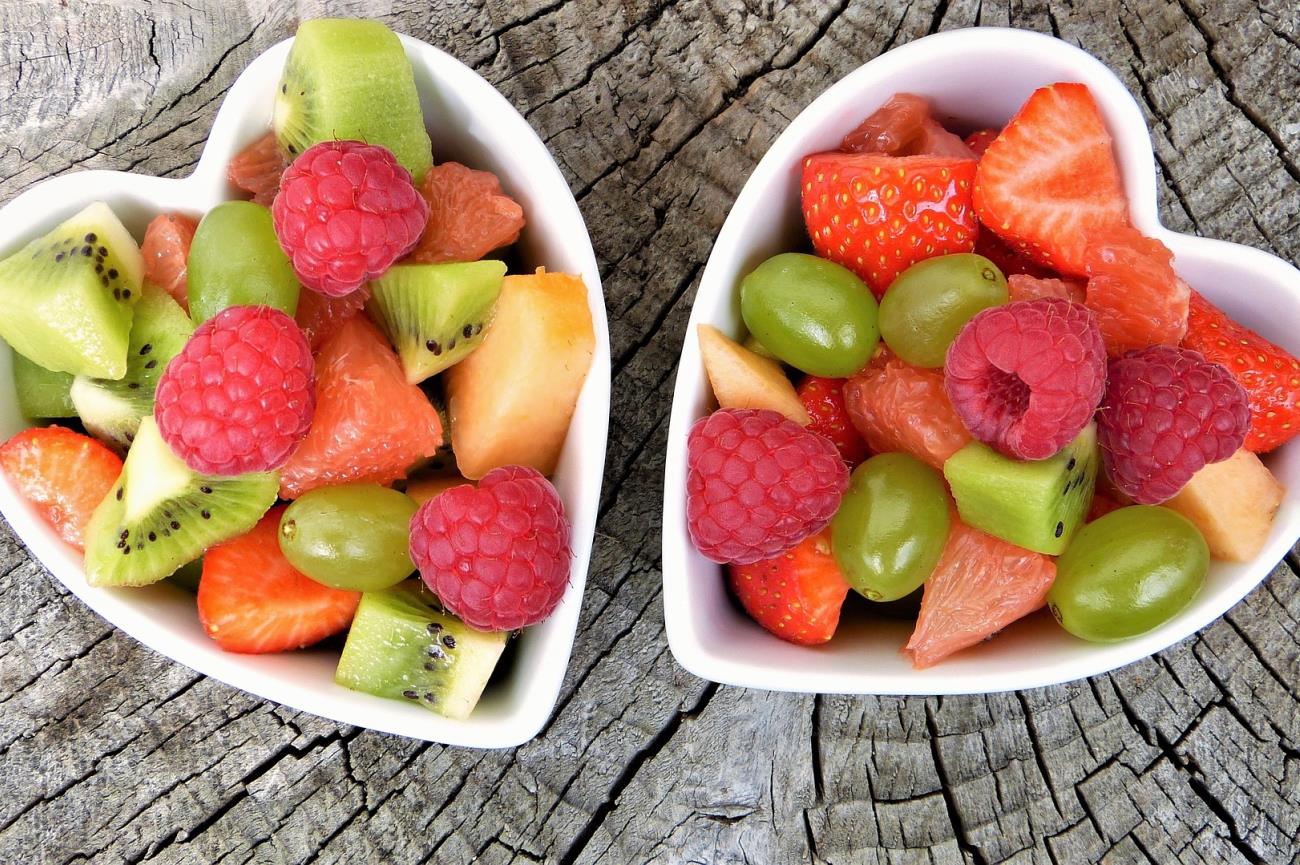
xmin=228 ymin=132 xmax=288 ymax=207
xmin=1007 ymin=273 xmax=1085 ymax=304
xmin=279 ymin=315 xmax=443 ymax=499
xmin=1084 ymin=226 xmax=1189 ymax=356
xmin=409 ymin=465 xmax=570 ymax=631
xmin=974 ymin=83 xmax=1130 ymax=277
xmin=912 ymin=119 xmax=976 ymax=159
xmin=1098 ymin=345 xmax=1249 ymax=504
xmin=797 ymin=376 xmax=868 ymax=465
xmin=727 ymin=528 xmax=850 ymax=646
xmin=295 ymin=284 xmax=371 ymax=352
xmin=0 ymin=426 xmax=122 ymax=551
xmin=906 ymin=520 xmax=1056 ymax=668
xmin=1181 ymin=292 xmax=1300 ymax=453
xmin=843 ymin=351 xmax=972 ymax=470
xmin=1086 ymin=491 xmax=1125 ymax=522
xmin=974 ymin=229 xmax=1057 ymax=279
xmin=140 ymin=213 xmax=198 ymax=312
xmin=802 ymin=152 xmax=978 ymax=297
xmin=840 ymin=93 xmax=931 ymax=155
xmin=686 ymin=408 xmax=848 ymax=566
xmin=154 ymin=305 xmax=315 ymax=476
xmin=273 ymin=141 xmax=429 ymax=297
xmin=409 ymin=162 xmax=526 ymax=264
xmin=964 ymin=128 xmax=999 ymax=158
xmin=198 ymin=507 xmax=360 ymax=653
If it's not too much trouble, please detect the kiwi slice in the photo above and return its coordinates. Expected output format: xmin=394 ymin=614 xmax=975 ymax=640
xmin=368 ymin=261 xmax=506 ymax=384
xmin=70 ymin=283 xmax=193 ymax=451
xmin=273 ymin=19 xmax=433 ymax=182
xmin=944 ymin=423 xmax=1099 ymax=556
xmin=83 ymin=417 xmax=279 ymax=587
xmin=335 ymin=581 xmax=507 ymax=720
xmin=187 ymin=201 xmax=301 ymax=325
xmin=0 ymin=202 xmax=142 ymax=378
xmin=12 ymin=353 xmax=76 ymax=418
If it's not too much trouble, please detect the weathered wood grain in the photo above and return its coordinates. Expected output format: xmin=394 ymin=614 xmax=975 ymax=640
xmin=2 ymin=1 xmax=1299 ymax=863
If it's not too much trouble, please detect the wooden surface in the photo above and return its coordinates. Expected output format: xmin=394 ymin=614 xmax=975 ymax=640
xmin=2 ymin=1 xmax=1299 ymax=862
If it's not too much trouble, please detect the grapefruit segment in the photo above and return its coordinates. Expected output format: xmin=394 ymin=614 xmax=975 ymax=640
xmin=228 ymin=132 xmax=288 ymax=207
xmin=295 ymin=285 xmax=371 ymax=352
xmin=410 ymin=162 xmax=525 ymax=264
xmin=141 ymin=213 xmax=198 ymax=312
xmin=1084 ymin=226 xmax=1189 ymax=356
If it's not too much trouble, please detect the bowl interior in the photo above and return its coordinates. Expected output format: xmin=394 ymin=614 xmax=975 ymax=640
xmin=0 ymin=35 xmax=610 ymax=746
xmin=662 ymin=28 xmax=1300 ymax=694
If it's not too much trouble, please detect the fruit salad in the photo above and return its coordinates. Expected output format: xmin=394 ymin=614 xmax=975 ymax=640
xmin=0 ymin=18 xmax=596 ymax=720
xmin=687 ymin=86 xmax=1295 ymax=666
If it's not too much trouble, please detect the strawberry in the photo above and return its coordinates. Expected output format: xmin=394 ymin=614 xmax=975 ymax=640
xmin=797 ymin=376 xmax=868 ymax=465
xmin=727 ymin=528 xmax=849 ymax=646
xmin=198 ymin=508 xmax=360 ymax=653
xmin=973 ymin=83 xmax=1129 ymax=277
xmin=802 ymin=152 xmax=978 ymax=298
xmin=0 ymin=426 xmax=122 ymax=551
xmin=1181 ymin=292 xmax=1300 ymax=453
xmin=974 ymin=227 xmax=1056 ymax=279
xmin=964 ymin=128 xmax=999 ymax=159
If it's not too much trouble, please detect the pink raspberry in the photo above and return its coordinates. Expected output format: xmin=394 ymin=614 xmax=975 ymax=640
xmin=272 ymin=141 xmax=429 ymax=297
xmin=1099 ymin=345 xmax=1249 ymax=504
xmin=945 ymin=298 xmax=1106 ymax=460
xmin=155 ymin=305 xmax=314 ymax=475
xmin=409 ymin=465 xmax=571 ymax=631
xmin=686 ymin=408 xmax=848 ymax=566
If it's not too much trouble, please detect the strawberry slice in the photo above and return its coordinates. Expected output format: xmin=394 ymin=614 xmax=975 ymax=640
xmin=0 ymin=426 xmax=122 ymax=550
xmin=797 ymin=376 xmax=868 ymax=466
xmin=227 ymin=132 xmax=288 ymax=207
xmin=198 ymin=508 xmax=360 ymax=653
xmin=1182 ymin=292 xmax=1300 ymax=453
xmin=974 ymin=229 xmax=1056 ymax=279
xmin=973 ymin=83 xmax=1129 ymax=277
xmin=727 ymin=528 xmax=849 ymax=646
xmin=964 ymin=128 xmax=999 ymax=158
xmin=802 ymin=152 xmax=978 ymax=297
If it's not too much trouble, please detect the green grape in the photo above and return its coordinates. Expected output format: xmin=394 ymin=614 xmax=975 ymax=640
xmin=739 ymin=252 xmax=879 ymax=377
xmin=831 ymin=452 xmax=951 ymax=601
xmin=1048 ymin=505 xmax=1208 ymax=642
xmin=279 ymin=484 xmax=418 ymax=592
xmin=878 ymin=253 xmax=1008 ymax=368
xmin=187 ymin=201 xmax=301 ymax=324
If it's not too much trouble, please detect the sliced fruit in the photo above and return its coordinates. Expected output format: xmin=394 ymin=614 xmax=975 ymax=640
xmin=727 ymin=528 xmax=850 ymax=646
xmin=367 ymin=261 xmax=506 ymax=383
xmin=905 ymin=520 xmax=1056 ymax=668
xmin=1164 ymin=448 xmax=1284 ymax=562
xmin=199 ymin=507 xmax=360 ymax=653
xmin=1006 ymin=273 xmax=1085 ymax=304
xmin=82 ymin=416 xmax=279 ymax=587
xmin=1084 ymin=226 xmax=1189 ymax=356
xmin=279 ymin=315 xmax=443 ymax=498
xmin=140 ymin=213 xmax=198 ymax=311
xmin=279 ymin=484 xmax=417 ymax=591
xmin=842 ymin=351 xmax=972 ymax=470
xmin=840 ymin=93 xmax=931 ymax=154
xmin=797 ymin=375 xmax=867 ymax=465
xmin=0 ymin=426 xmax=122 ymax=550
xmin=973 ymin=228 xmax=1057 ymax=279
xmin=295 ymin=284 xmax=370 ymax=352
xmin=227 ymin=132 xmax=288 ymax=207
xmin=0 ymin=202 xmax=142 ymax=378
xmin=698 ymin=324 xmax=808 ymax=424
xmin=187 ymin=201 xmax=301 ymax=324
xmin=973 ymin=83 xmax=1129 ymax=277
xmin=410 ymin=162 xmax=526 ymax=264
xmin=335 ymin=580 xmax=508 ymax=720
xmin=964 ymin=128 xmax=999 ymax=158
xmin=445 ymin=268 xmax=594 ymax=479
xmin=11 ymin=354 xmax=76 ymax=418
xmin=1087 ymin=491 xmax=1125 ymax=523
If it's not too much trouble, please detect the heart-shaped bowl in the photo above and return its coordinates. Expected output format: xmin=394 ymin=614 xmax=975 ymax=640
xmin=0 ymin=33 xmax=611 ymax=747
xmin=662 ymin=27 xmax=1300 ymax=695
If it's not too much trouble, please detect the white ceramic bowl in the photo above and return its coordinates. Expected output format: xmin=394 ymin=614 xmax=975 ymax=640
xmin=662 ymin=27 xmax=1300 ymax=695
xmin=0 ymin=34 xmax=611 ymax=747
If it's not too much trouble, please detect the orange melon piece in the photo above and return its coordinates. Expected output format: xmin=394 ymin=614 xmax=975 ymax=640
xmin=405 ymin=473 xmax=470 ymax=505
xmin=1164 ymin=449 xmax=1284 ymax=562
xmin=697 ymin=324 xmax=808 ymax=424
xmin=445 ymin=268 xmax=595 ymax=479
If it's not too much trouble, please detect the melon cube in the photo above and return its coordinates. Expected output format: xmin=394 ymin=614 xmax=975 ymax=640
xmin=1164 ymin=449 xmax=1284 ymax=562
xmin=697 ymin=324 xmax=808 ymax=424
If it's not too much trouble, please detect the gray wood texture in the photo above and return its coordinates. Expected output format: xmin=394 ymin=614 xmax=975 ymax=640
xmin=2 ymin=1 xmax=1299 ymax=862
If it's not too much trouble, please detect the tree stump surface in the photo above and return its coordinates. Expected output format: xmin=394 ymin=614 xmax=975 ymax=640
xmin=2 ymin=2 xmax=1298 ymax=862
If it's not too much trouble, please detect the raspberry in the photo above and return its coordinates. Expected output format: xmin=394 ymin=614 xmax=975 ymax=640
xmin=686 ymin=408 xmax=849 ymax=566
xmin=155 ymin=305 xmax=314 ymax=475
xmin=945 ymin=299 xmax=1106 ymax=460
xmin=1098 ymin=345 xmax=1249 ymax=504
xmin=272 ymin=141 xmax=429 ymax=297
xmin=409 ymin=465 xmax=571 ymax=631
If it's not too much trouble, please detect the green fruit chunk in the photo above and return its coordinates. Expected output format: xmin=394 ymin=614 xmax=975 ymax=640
xmin=878 ymin=253 xmax=1008 ymax=367
xmin=1049 ymin=506 xmax=1208 ymax=642
xmin=831 ymin=452 xmax=951 ymax=602
xmin=279 ymin=483 xmax=418 ymax=591
xmin=740 ymin=252 xmax=878 ymax=377
xmin=944 ymin=424 xmax=1098 ymax=556
xmin=367 ymin=261 xmax=506 ymax=384
xmin=336 ymin=581 xmax=507 ymax=720
xmin=0 ymin=202 xmax=142 ymax=378
xmin=83 ymin=416 xmax=279 ymax=587
xmin=167 ymin=557 xmax=203 ymax=593
xmin=187 ymin=202 xmax=300 ymax=324
xmin=274 ymin=19 xmax=433 ymax=182
xmin=12 ymin=354 xmax=76 ymax=418
xmin=70 ymin=283 xmax=194 ymax=451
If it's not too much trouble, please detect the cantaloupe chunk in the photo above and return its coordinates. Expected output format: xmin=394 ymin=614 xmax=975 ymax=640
xmin=405 ymin=473 xmax=469 ymax=505
xmin=445 ymin=268 xmax=594 ymax=479
xmin=1165 ymin=449 xmax=1284 ymax=562
xmin=698 ymin=325 xmax=809 ymax=424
